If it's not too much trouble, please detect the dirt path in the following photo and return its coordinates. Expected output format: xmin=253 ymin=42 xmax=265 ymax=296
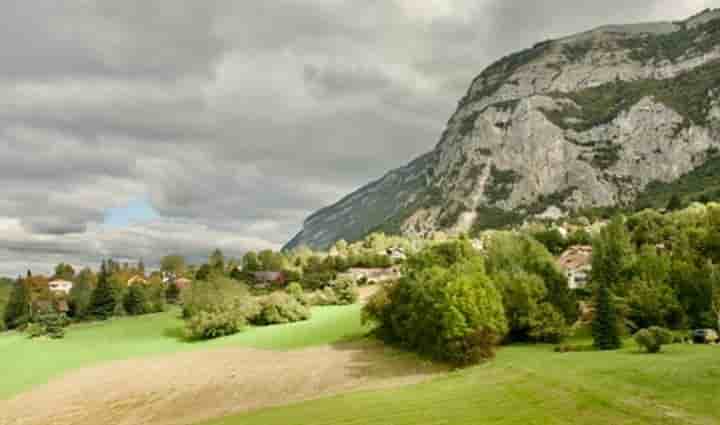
xmin=0 ymin=341 xmax=443 ymax=425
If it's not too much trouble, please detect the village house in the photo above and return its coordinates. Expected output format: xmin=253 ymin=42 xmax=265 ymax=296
xmin=557 ymin=245 xmax=592 ymax=289
xmin=173 ymin=277 xmax=192 ymax=290
xmin=252 ymin=271 xmax=286 ymax=286
xmin=385 ymin=247 xmax=407 ymax=261
xmin=127 ymin=275 xmax=148 ymax=286
xmin=340 ymin=267 xmax=401 ymax=284
xmin=47 ymin=279 xmax=73 ymax=294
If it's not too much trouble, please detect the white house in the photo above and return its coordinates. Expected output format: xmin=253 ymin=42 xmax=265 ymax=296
xmin=48 ymin=280 xmax=74 ymax=294
xmin=557 ymin=245 xmax=592 ymax=289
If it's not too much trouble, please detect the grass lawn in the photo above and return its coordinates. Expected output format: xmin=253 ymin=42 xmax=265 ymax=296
xmin=202 ymin=341 xmax=720 ymax=425
xmin=0 ymin=304 xmax=366 ymax=400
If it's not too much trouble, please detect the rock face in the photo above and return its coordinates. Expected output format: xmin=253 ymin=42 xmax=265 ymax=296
xmin=286 ymin=9 xmax=720 ymax=251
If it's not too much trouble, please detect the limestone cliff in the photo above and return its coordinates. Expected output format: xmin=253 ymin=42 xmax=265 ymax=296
xmin=286 ymin=9 xmax=720 ymax=250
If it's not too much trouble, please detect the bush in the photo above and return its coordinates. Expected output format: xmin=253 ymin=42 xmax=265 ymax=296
xmin=311 ymin=277 xmax=358 ymax=306
xmin=251 ymin=292 xmax=311 ymax=325
xmin=634 ymin=326 xmax=674 ymax=353
xmin=25 ymin=310 xmax=69 ymax=339
xmin=184 ymin=298 xmax=255 ymax=340
xmin=286 ymin=282 xmax=310 ymax=306
xmin=529 ymin=302 xmax=570 ymax=343
xmin=363 ymin=241 xmax=508 ymax=366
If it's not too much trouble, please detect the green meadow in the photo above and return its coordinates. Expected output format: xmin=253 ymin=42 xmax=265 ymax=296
xmin=204 ymin=342 xmax=720 ymax=425
xmin=0 ymin=304 xmax=365 ymax=400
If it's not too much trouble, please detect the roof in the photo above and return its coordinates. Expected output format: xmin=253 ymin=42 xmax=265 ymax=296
xmin=557 ymin=245 xmax=593 ymax=271
xmin=253 ymin=271 xmax=285 ymax=282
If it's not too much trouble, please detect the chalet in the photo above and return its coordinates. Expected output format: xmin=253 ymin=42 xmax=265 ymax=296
xmin=557 ymin=245 xmax=592 ymax=289
xmin=340 ymin=267 xmax=401 ymax=284
xmin=173 ymin=277 xmax=192 ymax=290
xmin=252 ymin=271 xmax=286 ymax=286
xmin=48 ymin=280 xmax=73 ymax=294
xmin=127 ymin=275 xmax=148 ymax=286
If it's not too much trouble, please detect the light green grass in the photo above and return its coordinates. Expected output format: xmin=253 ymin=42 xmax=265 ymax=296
xmin=202 ymin=341 xmax=720 ymax=425
xmin=0 ymin=305 xmax=366 ymax=400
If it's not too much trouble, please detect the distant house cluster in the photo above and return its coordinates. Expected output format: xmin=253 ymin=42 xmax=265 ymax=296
xmin=557 ymin=245 xmax=592 ymax=289
xmin=48 ymin=279 xmax=74 ymax=294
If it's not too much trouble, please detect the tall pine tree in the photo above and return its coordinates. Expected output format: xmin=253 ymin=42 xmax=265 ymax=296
xmin=88 ymin=260 xmax=116 ymax=320
xmin=3 ymin=276 xmax=31 ymax=329
xmin=592 ymin=281 xmax=622 ymax=350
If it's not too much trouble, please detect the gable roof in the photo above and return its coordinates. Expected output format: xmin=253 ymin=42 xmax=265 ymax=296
xmin=557 ymin=245 xmax=592 ymax=271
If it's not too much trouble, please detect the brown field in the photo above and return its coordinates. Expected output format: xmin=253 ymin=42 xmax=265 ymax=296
xmin=0 ymin=340 xmax=443 ymax=425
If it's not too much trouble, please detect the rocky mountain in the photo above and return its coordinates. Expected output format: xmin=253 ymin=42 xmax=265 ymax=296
xmin=286 ymin=9 xmax=720 ymax=251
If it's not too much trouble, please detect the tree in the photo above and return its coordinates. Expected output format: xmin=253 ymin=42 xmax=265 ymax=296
xmin=591 ymin=216 xmax=634 ymax=294
xmin=123 ymin=284 xmax=149 ymax=315
xmin=363 ymin=242 xmax=508 ymax=366
xmin=634 ymin=327 xmax=673 ymax=353
xmin=712 ymin=269 xmax=720 ymax=331
xmin=242 ymin=251 xmax=261 ymax=273
xmin=88 ymin=261 xmax=116 ymax=320
xmin=160 ymin=254 xmax=186 ymax=275
xmin=69 ymin=267 xmax=96 ymax=319
xmin=667 ymin=194 xmax=684 ymax=211
xmin=53 ymin=263 xmax=75 ymax=281
xmin=195 ymin=264 xmax=212 ymax=281
xmin=258 ymin=250 xmax=283 ymax=271
xmin=3 ymin=277 xmax=31 ymax=329
xmin=209 ymin=249 xmax=225 ymax=273
xmin=532 ymin=228 xmax=567 ymax=255
xmin=137 ymin=259 xmax=146 ymax=274
xmin=166 ymin=281 xmax=181 ymax=304
xmin=592 ymin=282 xmax=623 ymax=350
xmin=627 ymin=280 xmax=684 ymax=329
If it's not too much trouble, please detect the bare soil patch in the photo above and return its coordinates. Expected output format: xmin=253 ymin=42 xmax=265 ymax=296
xmin=0 ymin=341 xmax=443 ymax=425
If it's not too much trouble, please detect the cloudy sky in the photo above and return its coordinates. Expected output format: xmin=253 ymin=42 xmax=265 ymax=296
xmin=0 ymin=0 xmax=714 ymax=276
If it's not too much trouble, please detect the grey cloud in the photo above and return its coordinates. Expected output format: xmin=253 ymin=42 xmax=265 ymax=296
xmin=0 ymin=0 xmax=711 ymax=275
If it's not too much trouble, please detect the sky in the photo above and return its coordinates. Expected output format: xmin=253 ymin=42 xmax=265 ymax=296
xmin=0 ymin=0 xmax=715 ymax=276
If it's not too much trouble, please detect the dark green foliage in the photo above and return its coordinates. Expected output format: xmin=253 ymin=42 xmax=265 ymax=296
xmin=251 ymin=292 xmax=311 ymax=325
xmin=471 ymin=207 xmax=524 ymax=234
xmin=532 ymin=228 xmax=567 ymax=255
xmin=619 ymin=17 xmax=720 ymax=64
xmin=32 ymin=309 xmax=69 ymax=339
xmin=591 ymin=216 xmax=634 ymax=294
xmin=3 ymin=278 xmax=31 ymax=330
xmin=563 ymin=41 xmax=593 ymax=63
xmin=633 ymin=326 xmax=673 ymax=353
xmin=69 ymin=268 xmax=95 ymax=319
xmin=589 ymin=144 xmax=622 ymax=170
xmin=195 ymin=264 xmax=212 ymax=281
xmin=165 ymin=281 xmax=181 ymax=304
xmin=184 ymin=298 xmax=253 ymax=340
xmin=123 ymin=284 xmax=148 ymax=315
xmin=459 ymin=111 xmax=480 ymax=136
xmin=667 ymin=193 xmax=684 ymax=211
xmin=635 ymin=156 xmax=720 ymax=210
xmin=592 ymin=282 xmax=623 ymax=350
xmin=528 ymin=302 xmax=570 ymax=343
xmin=363 ymin=241 xmax=508 ymax=366
xmin=485 ymin=165 xmax=522 ymax=203
xmin=88 ymin=262 xmax=116 ymax=320
xmin=542 ymin=60 xmax=720 ymax=132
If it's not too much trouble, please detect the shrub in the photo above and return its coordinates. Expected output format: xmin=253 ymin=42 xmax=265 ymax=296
xmin=311 ymin=277 xmax=358 ymax=306
xmin=363 ymin=241 xmax=508 ymax=366
xmin=634 ymin=326 xmax=673 ymax=353
xmin=286 ymin=282 xmax=310 ymax=306
xmin=251 ymin=292 xmax=311 ymax=325
xmin=184 ymin=298 xmax=254 ymax=340
xmin=25 ymin=310 xmax=69 ymax=339
xmin=529 ymin=302 xmax=570 ymax=343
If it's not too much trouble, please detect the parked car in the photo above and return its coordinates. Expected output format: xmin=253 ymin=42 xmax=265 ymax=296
xmin=692 ymin=329 xmax=719 ymax=344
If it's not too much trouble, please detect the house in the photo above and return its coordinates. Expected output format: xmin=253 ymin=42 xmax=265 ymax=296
xmin=557 ymin=245 xmax=592 ymax=289
xmin=48 ymin=279 xmax=73 ymax=294
xmin=340 ymin=267 xmax=401 ymax=284
xmin=127 ymin=275 xmax=148 ymax=286
xmin=173 ymin=277 xmax=192 ymax=290
xmin=385 ymin=247 xmax=407 ymax=261
xmin=252 ymin=271 xmax=286 ymax=286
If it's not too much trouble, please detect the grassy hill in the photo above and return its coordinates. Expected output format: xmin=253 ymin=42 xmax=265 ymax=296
xmin=0 ymin=305 xmax=366 ymax=400
xmin=203 ymin=341 xmax=720 ymax=425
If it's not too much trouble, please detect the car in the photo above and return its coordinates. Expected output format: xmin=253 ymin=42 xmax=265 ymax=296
xmin=692 ymin=329 xmax=719 ymax=344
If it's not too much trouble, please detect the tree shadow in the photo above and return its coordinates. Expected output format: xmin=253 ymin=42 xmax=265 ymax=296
xmin=328 ymin=338 xmax=449 ymax=381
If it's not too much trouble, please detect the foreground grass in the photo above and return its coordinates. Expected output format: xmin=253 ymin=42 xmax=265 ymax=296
xmin=0 ymin=304 xmax=366 ymax=400
xmin=202 ymin=342 xmax=720 ymax=425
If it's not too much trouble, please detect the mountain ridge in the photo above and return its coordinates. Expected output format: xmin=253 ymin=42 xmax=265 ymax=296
xmin=286 ymin=9 xmax=720 ymax=251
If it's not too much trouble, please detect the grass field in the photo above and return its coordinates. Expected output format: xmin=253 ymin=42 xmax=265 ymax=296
xmin=202 ymin=341 xmax=720 ymax=425
xmin=0 ymin=304 xmax=366 ymax=400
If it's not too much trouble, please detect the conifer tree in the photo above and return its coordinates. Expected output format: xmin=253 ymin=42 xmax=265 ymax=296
xmin=3 ymin=276 xmax=31 ymax=329
xmin=592 ymin=282 xmax=622 ymax=350
xmin=166 ymin=281 xmax=181 ymax=304
xmin=123 ymin=284 xmax=148 ymax=315
xmin=88 ymin=261 xmax=116 ymax=320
